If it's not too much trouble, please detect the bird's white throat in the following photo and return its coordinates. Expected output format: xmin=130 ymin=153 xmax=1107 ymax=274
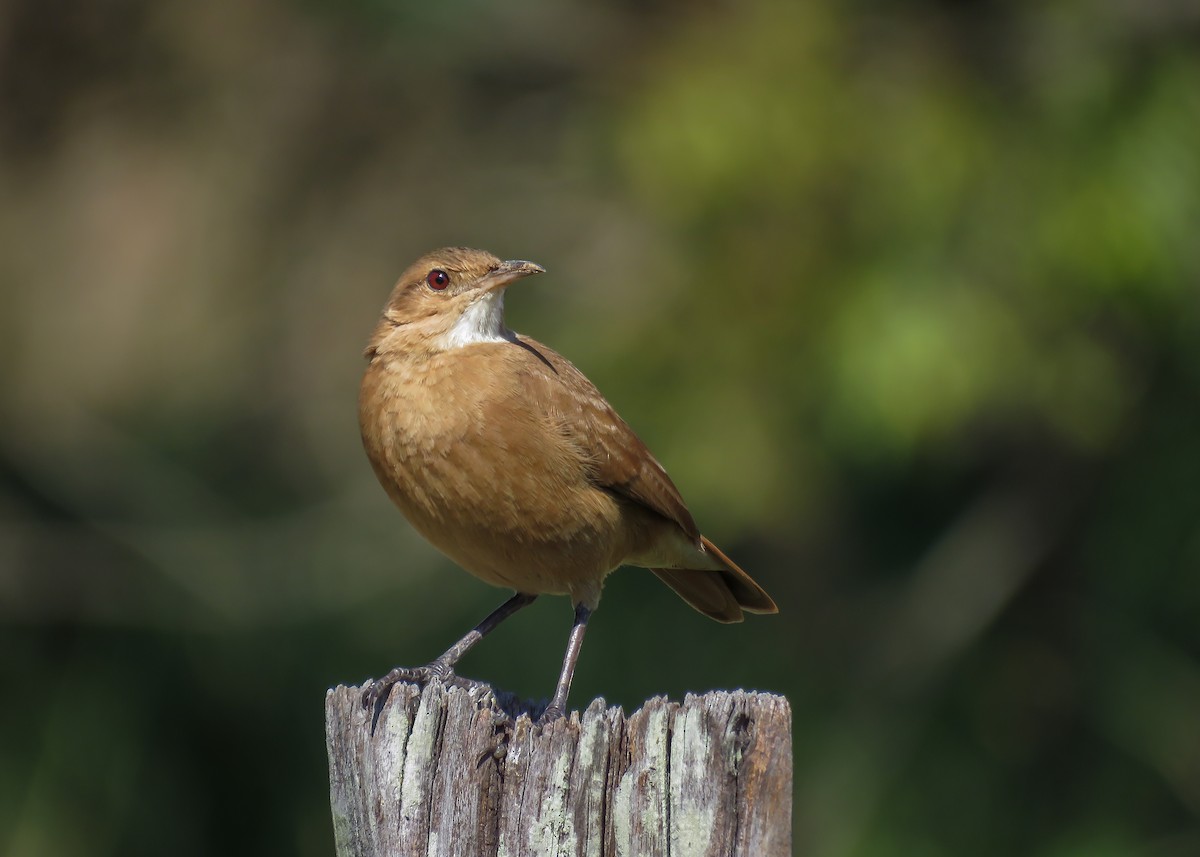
xmin=438 ymin=290 xmax=514 ymax=349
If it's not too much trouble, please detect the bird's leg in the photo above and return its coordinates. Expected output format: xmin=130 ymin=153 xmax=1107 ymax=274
xmin=362 ymin=591 xmax=537 ymax=709
xmin=538 ymin=602 xmax=593 ymax=725
xmin=424 ymin=591 xmax=539 ymax=679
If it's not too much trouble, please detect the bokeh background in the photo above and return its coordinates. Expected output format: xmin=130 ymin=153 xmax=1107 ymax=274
xmin=2 ymin=0 xmax=1199 ymax=854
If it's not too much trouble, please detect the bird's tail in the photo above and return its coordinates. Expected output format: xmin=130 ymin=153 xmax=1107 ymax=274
xmin=651 ymin=536 xmax=778 ymax=624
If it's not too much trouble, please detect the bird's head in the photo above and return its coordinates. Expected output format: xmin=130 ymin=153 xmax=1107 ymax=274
xmin=367 ymin=247 xmax=545 ymax=358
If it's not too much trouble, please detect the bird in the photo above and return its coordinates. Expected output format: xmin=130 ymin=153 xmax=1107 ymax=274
xmin=358 ymin=246 xmax=777 ymax=722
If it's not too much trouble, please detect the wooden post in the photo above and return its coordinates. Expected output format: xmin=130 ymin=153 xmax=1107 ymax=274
xmin=325 ymin=680 xmax=792 ymax=857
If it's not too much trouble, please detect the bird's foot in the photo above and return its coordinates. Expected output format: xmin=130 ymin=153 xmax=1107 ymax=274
xmin=360 ymin=661 xmax=491 ymax=710
xmin=361 ymin=666 xmax=429 ymax=710
xmin=536 ymin=703 xmax=566 ymax=727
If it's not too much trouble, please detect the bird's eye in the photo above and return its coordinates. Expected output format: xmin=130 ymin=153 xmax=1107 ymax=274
xmin=426 ymin=269 xmax=450 ymax=290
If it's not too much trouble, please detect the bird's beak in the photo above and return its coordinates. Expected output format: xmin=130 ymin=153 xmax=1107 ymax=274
xmin=479 ymin=259 xmax=545 ymax=292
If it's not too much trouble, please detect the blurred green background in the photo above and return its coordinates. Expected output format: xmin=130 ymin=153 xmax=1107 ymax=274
xmin=2 ymin=0 xmax=1198 ymax=854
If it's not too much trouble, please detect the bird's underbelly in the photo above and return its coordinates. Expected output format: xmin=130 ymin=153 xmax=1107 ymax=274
xmin=370 ymin=429 xmax=633 ymax=602
xmin=422 ymin=518 xmax=614 ymax=596
xmin=405 ymin=488 xmax=627 ymax=601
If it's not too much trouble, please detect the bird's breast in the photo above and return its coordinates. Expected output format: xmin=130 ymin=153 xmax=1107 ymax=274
xmin=359 ymin=344 xmax=631 ymax=597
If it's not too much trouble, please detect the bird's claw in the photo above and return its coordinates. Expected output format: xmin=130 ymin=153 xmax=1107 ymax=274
xmin=360 ymin=661 xmax=492 ymax=711
xmin=360 ymin=664 xmax=438 ymax=710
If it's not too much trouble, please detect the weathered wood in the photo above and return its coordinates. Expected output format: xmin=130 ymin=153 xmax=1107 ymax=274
xmin=325 ymin=680 xmax=792 ymax=857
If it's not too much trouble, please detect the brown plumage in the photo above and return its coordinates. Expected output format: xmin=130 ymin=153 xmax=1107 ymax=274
xmin=359 ymin=246 xmax=776 ymax=720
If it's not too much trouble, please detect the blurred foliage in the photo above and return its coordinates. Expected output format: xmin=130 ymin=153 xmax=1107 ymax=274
xmin=1 ymin=0 xmax=1198 ymax=855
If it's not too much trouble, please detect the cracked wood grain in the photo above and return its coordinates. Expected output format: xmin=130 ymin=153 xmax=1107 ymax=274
xmin=326 ymin=681 xmax=791 ymax=857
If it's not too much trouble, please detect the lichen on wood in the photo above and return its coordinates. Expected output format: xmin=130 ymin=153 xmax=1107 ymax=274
xmin=326 ymin=680 xmax=791 ymax=857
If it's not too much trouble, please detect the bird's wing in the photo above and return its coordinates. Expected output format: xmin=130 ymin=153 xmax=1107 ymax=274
xmin=515 ymin=335 xmax=701 ymax=542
